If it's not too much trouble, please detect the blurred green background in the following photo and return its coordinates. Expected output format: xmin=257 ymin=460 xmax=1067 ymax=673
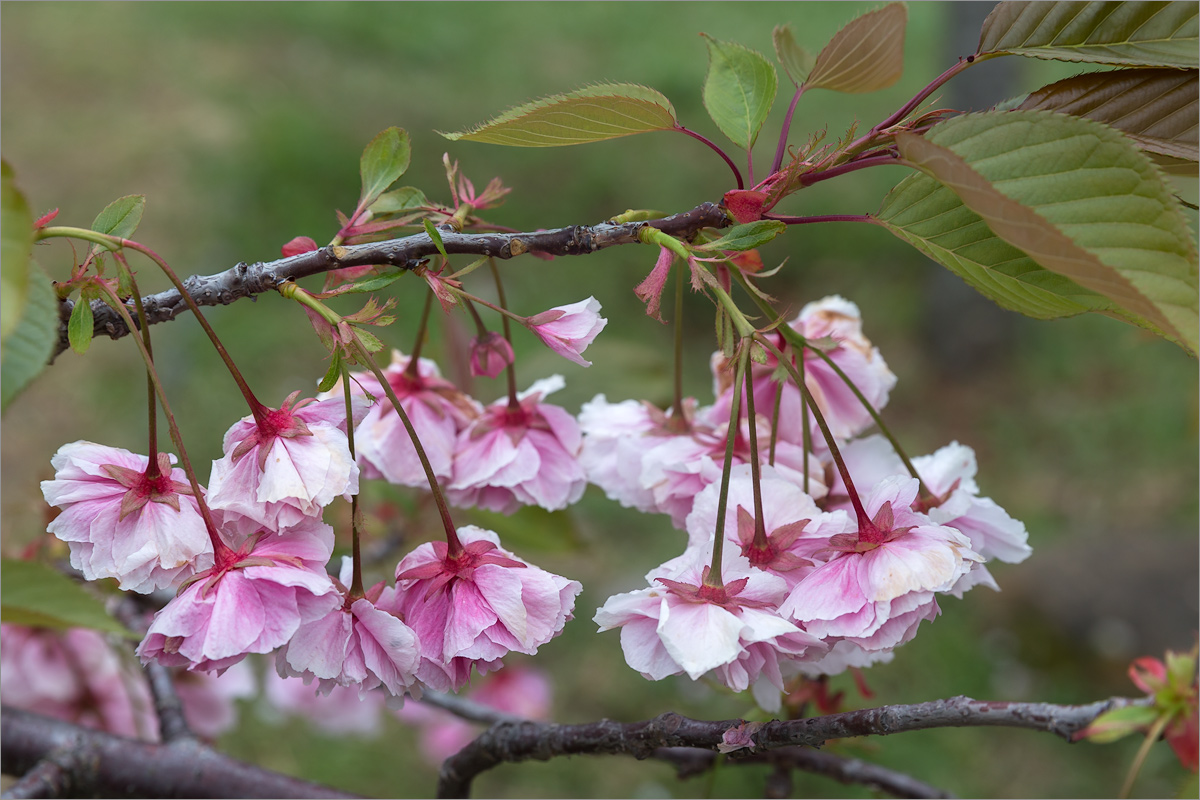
xmin=2 ymin=3 xmax=1197 ymax=798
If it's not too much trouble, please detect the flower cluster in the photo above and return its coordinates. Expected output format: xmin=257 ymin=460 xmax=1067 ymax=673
xmin=590 ymin=297 xmax=1030 ymax=709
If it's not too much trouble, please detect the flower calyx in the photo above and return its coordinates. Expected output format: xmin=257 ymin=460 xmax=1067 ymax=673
xmin=100 ymin=452 xmax=194 ymax=520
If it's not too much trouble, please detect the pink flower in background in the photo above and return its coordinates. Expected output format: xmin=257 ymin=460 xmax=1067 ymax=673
xmin=779 ymin=476 xmax=979 ymax=650
xmin=278 ymin=558 xmax=421 ymax=701
xmin=264 ymin=667 xmax=388 ymax=736
xmin=1 ymin=624 xmax=158 ymax=740
xmin=341 ymin=350 xmax=481 ymax=488
xmin=137 ymin=517 xmax=339 ymax=674
xmin=523 ymin=297 xmax=607 ymax=367
xmin=594 ymin=551 xmax=825 ymax=709
xmin=41 ymin=441 xmax=212 ymax=593
xmin=469 ymin=332 xmax=515 ymax=378
xmin=448 ymin=376 xmax=586 ymax=514
xmin=397 ymin=666 xmax=552 ymax=763
xmin=207 ymin=392 xmax=367 ymax=530
xmin=172 ymin=660 xmax=256 ymax=740
xmin=389 ymin=526 xmax=581 ymax=693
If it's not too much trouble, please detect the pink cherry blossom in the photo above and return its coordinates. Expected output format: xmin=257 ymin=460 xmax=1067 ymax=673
xmin=207 ymin=391 xmax=368 ymax=530
xmin=396 ymin=666 xmax=552 ymax=763
xmin=340 ymin=350 xmax=481 ymax=488
xmin=523 ymin=297 xmax=607 ymax=367
xmin=711 ymin=295 xmax=896 ymax=446
xmin=137 ymin=516 xmax=340 ymax=674
xmin=41 ymin=441 xmax=212 ymax=593
xmin=779 ymin=477 xmax=980 ymax=653
xmin=278 ymin=557 xmax=421 ymax=701
xmin=264 ymin=668 xmax=388 ymax=736
xmin=469 ymin=332 xmax=515 ymax=378
xmin=1 ymin=624 xmax=158 ymax=740
xmin=678 ymin=464 xmax=854 ymax=590
xmin=388 ymin=526 xmax=581 ymax=693
xmin=594 ymin=550 xmax=825 ymax=709
xmin=447 ymin=376 xmax=586 ymax=514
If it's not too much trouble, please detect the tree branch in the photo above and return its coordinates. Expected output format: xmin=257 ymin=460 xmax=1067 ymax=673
xmin=1 ymin=707 xmax=362 ymax=799
xmin=51 ymin=202 xmax=729 ymax=359
xmin=436 ymin=694 xmax=1150 ymax=798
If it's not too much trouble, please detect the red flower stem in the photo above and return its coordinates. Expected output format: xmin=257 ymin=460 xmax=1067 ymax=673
xmin=741 ymin=351 xmax=768 ymax=549
xmin=762 ymin=213 xmax=878 ymax=226
xmin=673 ymin=125 xmax=744 ymax=190
xmin=768 ymin=382 xmax=782 ymax=467
xmin=669 ymin=264 xmax=688 ymax=429
xmin=119 ymin=239 xmax=268 ymax=424
xmin=798 ymin=343 xmax=812 ymax=495
xmin=757 ymin=335 xmax=871 ymax=530
xmin=350 ymin=339 xmax=463 ymax=556
xmin=1120 ymin=714 xmax=1168 ymax=799
xmin=706 ymin=344 xmax=751 ymax=590
xmin=865 ymin=58 xmax=973 ymax=144
xmin=404 ymin=291 xmax=434 ymax=379
xmin=488 ymin=258 xmax=520 ymax=410
xmin=771 ymin=83 xmax=809 ymax=175
xmin=341 ymin=365 xmax=365 ymax=599
xmin=113 ymin=251 xmax=161 ymax=479
xmin=91 ymin=282 xmax=232 ymax=559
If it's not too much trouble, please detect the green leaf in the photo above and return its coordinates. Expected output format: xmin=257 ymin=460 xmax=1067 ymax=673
xmin=317 ymin=349 xmax=342 ymax=393
xmin=978 ymin=1 xmax=1199 ymax=68
xmin=695 ymin=220 xmax=786 ymax=252
xmin=878 ymin=171 xmax=1112 ymax=319
xmin=773 ymin=24 xmax=815 ymax=86
xmin=1 ymin=260 xmax=58 ymax=413
xmin=370 ymin=186 xmax=429 ymax=215
xmin=0 ymin=558 xmax=138 ymax=638
xmin=438 ymin=83 xmax=677 ymax=147
xmin=341 ymin=270 xmax=407 ymax=294
xmin=354 ymin=326 xmax=385 ymax=354
xmin=91 ymin=194 xmax=145 ymax=240
xmin=805 ymin=2 xmax=907 ymax=94
xmin=1018 ymin=68 xmax=1198 ymax=163
xmin=701 ymin=35 xmax=778 ymax=150
xmin=67 ymin=292 xmax=95 ymax=354
xmin=1 ymin=160 xmax=33 ymax=344
xmin=1080 ymin=705 xmax=1161 ymax=743
xmin=423 ymin=219 xmax=448 ymax=258
xmin=359 ymin=127 xmax=411 ymax=207
xmin=895 ymin=109 xmax=1199 ymax=354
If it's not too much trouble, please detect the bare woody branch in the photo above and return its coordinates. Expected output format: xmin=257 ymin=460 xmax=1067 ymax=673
xmin=436 ymin=694 xmax=1150 ymax=798
xmin=0 ymin=707 xmax=363 ymax=800
xmin=51 ymin=202 xmax=729 ymax=359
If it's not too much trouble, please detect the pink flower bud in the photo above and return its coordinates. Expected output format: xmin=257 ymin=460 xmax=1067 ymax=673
xmin=281 ymin=236 xmax=319 ymax=257
xmin=469 ymin=332 xmax=515 ymax=378
xmin=523 ymin=297 xmax=607 ymax=367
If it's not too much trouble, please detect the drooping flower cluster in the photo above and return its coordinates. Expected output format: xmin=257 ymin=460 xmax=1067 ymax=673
xmin=589 ymin=296 xmax=1030 ymax=708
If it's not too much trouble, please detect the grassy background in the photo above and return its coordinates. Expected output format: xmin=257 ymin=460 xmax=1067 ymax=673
xmin=2 ymin=3 xmax=1197 ymax=798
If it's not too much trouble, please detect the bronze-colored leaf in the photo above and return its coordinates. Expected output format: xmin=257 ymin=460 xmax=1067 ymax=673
xmin=806 ymin=2 xmax=907 ymax=94
xmin=1019 ymin=68 xmax=1198 ymax=161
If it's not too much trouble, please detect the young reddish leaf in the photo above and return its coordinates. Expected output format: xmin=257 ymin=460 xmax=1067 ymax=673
xmin=896 ymin=110 xmax=1199 ymax=355
xmin=1 ymin=259 xmax=57 ymax=412
xmin=805 ymin=3 xmax=907 ymax=94
xmin=360 ymin=127 xmax=411 ymax=207
xmin=281 ymin=235 xmax=319 ymax=257
xmin=1018 ymin=68 xmax=1199 ymax=163
xmin=438 ymin=83 xmax=677 ymax=147
xmin=1 ymin=159 xmax=33 ymax=344
xmin=0 ymin=558 xmax=138 ymax=638
xmin=701 ymin=35 xmax=777 ymax=150
xmin=67 ymin=291 xmax=95 ymax=354
xmin=90 ymin=194 xmax=145 ymax=241
xmin=773 ymin=24 xmax=815 ymax=87
xmin=978 ymin=1 xmax=1198 ymax=68
xmin=723 ymin=189 xmax=767 ymax=224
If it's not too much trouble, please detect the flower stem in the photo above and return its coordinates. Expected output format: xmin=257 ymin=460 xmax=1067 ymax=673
xmin=670 ymin=262 xmax=688 ymax=429
xmin=771 ymin=83 xmax=808 ymax=175
xmin=674 ymin=126 xmax=744 ymax=190
xmin=742 ymin=352 xmax=768 ymax=549
xmin=1119 ymin=714 xmax=1168 ymax=799
xmin=487 ymin=259 xmax=521 ymax=409
xmin=90 ymin=282 xmax=231 ymax=559
xmin=113 ymin=251 xmax=161 ymax=479
xmin=707 ymin=343 xmax=751 ymax=589
xmin=405 ymin=291 xmax=434 ymax=378
xmin=342 ymin=365 xmax=365 ymax=599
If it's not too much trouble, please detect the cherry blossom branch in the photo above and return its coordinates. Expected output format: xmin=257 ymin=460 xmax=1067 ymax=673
xmin=655 ymin=745 xmax=954 ymax=799
xmin=51 ymin=203 xmax=730 ymax=359
xmin=0 ymin=707 xmax=362 ymax=799
xmin=435 ymin=695 xmax=1150 ymax=798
